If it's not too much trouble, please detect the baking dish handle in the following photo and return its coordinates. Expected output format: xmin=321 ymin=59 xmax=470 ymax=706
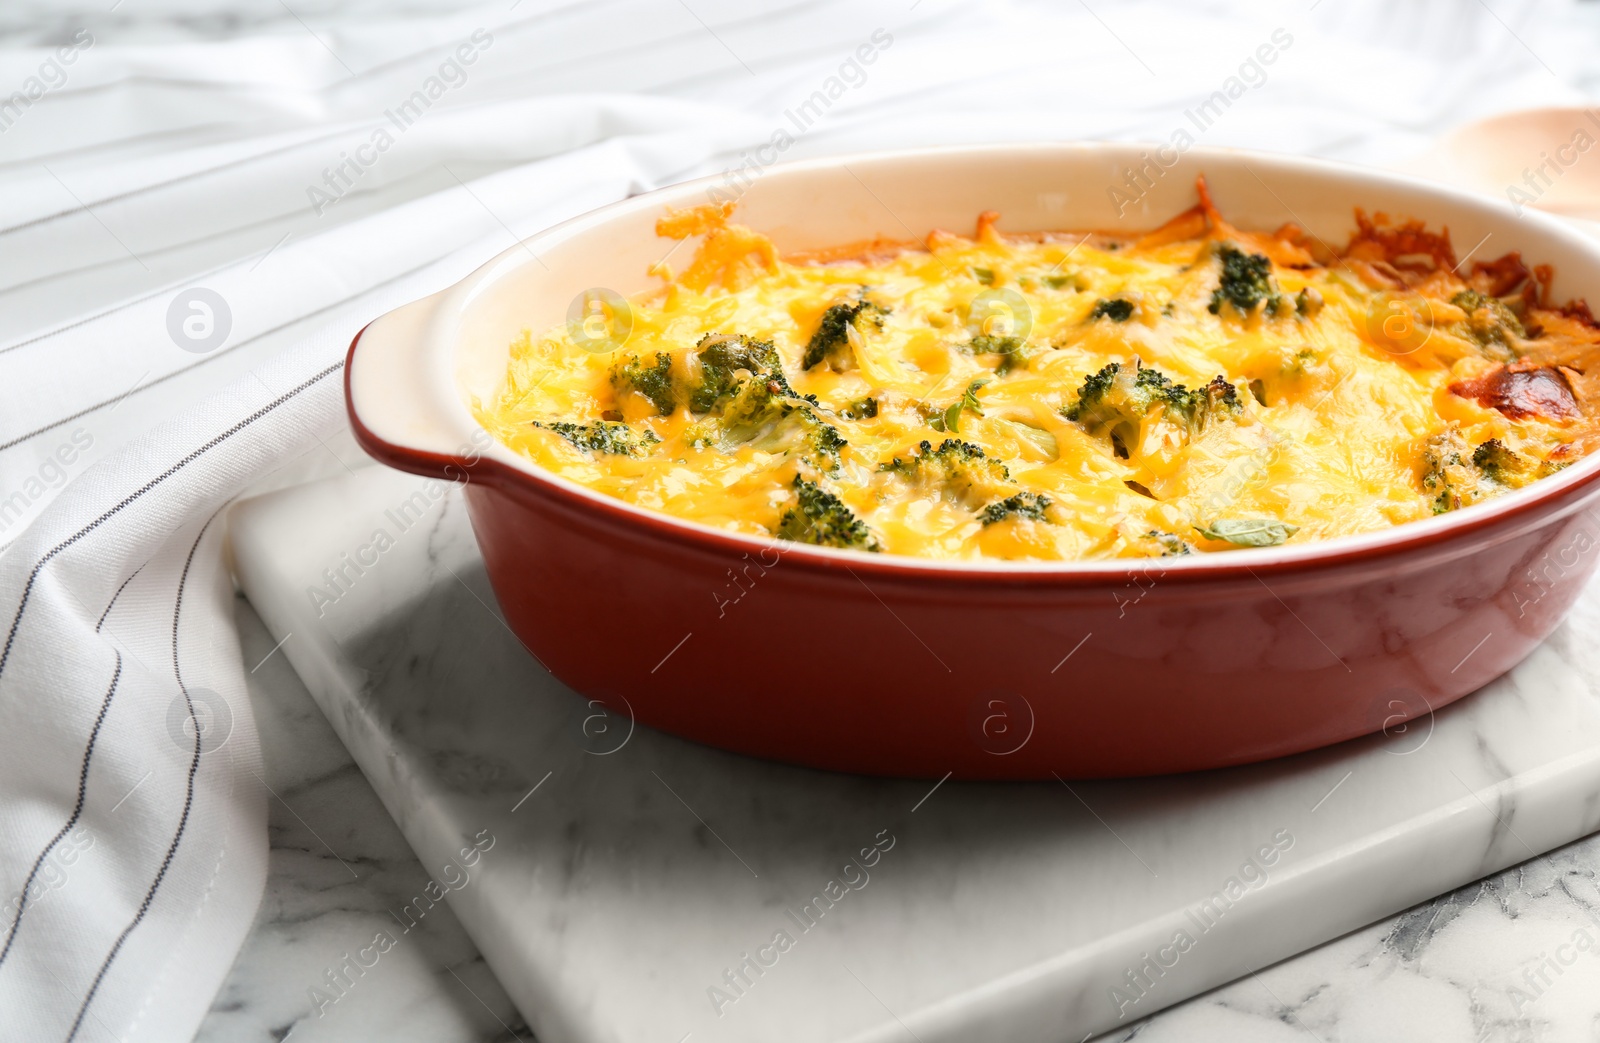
xmin=345 ymin=291 xmax=496 ymax=486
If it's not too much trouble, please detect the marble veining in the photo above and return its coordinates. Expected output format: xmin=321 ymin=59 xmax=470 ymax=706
xmin=222 ymin=464 xmax=1600 ymax=1042
xmin=193 ymin=594 xmax=530 ymax=1043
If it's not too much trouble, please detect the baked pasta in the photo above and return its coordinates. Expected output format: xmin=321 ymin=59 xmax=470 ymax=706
xmin=475 ymin=178 xmax=1600 ymax=561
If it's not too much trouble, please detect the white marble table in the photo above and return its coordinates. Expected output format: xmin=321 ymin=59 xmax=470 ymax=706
xmin=213 ymin=461 xmax=1600 ymax=1043
xmin=197 ymin=595 xmax=531 ymax=1043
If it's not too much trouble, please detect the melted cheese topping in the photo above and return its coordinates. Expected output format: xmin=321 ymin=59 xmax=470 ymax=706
xmin=476 ymin=186 xmax=1600 ymax=561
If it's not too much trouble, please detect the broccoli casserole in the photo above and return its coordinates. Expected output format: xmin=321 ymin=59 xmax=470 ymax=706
xmin=475 ymin=179 xmax=1600 ymax=561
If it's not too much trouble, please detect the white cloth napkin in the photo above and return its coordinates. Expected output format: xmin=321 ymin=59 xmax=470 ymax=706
xmin=0 ymin=0 xmax=1590 ymax=1040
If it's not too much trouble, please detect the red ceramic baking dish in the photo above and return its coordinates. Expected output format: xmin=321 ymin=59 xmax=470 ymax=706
xmin=346 ymin=143 xmax=1600 ymax=780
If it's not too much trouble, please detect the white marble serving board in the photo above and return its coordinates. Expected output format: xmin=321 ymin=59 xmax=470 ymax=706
xmin=227 ymin=464 xmax=1600 ymax=1043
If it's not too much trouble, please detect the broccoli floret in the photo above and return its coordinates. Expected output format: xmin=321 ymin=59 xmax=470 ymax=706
xmin=677 ymin=332 xmax=843 ymax=469
xmin=688 ymin=373 xmax=847 ymax=473
xmin=689 ymin=333 xmax=809 ymax=412
xmin=1471 ymin=438 xmax=1536 ymax=482
xmin=881 ymin=438 xmax=983 ymax=475
xmin=1472 ymin=438 xmax=1560 ymax=491
xmin=1131 ymin=365 xmax=1200 ymax=418
xmin=802 ymin=416 xmax=849 ymax=472
xmin=1089 ymin=298 xmax=1135 ymax=322
xmin=609 ymin=352 xmax=676 ymax=415
xmin=776 ymin=476 xmax=881 ymax=551
xmin=978 ymin=492 xmax=1054 ymax=526
xmin=1208 ymin=244 xmax=1284 ymax=317
xmin=803 ymin=297 xmax=885 ymax=370
xmin=1063 ymin=361 xmax=1242 ymax=456
xmin=704 ymin=371 xmax=794 ymax=435
xmin=1200 ymin=374 xmax=1243 ymax=417
xmin=616 ymin=334 xmax=819 ymax=420
xmin=840 ymin=396 xmax=879 ymax=420
xmin=970 ymin=334 xmax=1032 ymax=374
xmin=881 ymin=438 xmax=1013 ymax=509
xmin=533 ymin=420 xmax=659 ymax=457
xmin=1450 ymin=290 xmax=1524 ymax=357
xmin=1421 ymin=428 xmax=1480 ymax=513
xmin=1142 ymin=529 xmax=1193 ymax=556
xmin=1426 ymin=432 xmax=1555 ymax=513
xmin=1063 ymin=362 xmax=1119 ymax=422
